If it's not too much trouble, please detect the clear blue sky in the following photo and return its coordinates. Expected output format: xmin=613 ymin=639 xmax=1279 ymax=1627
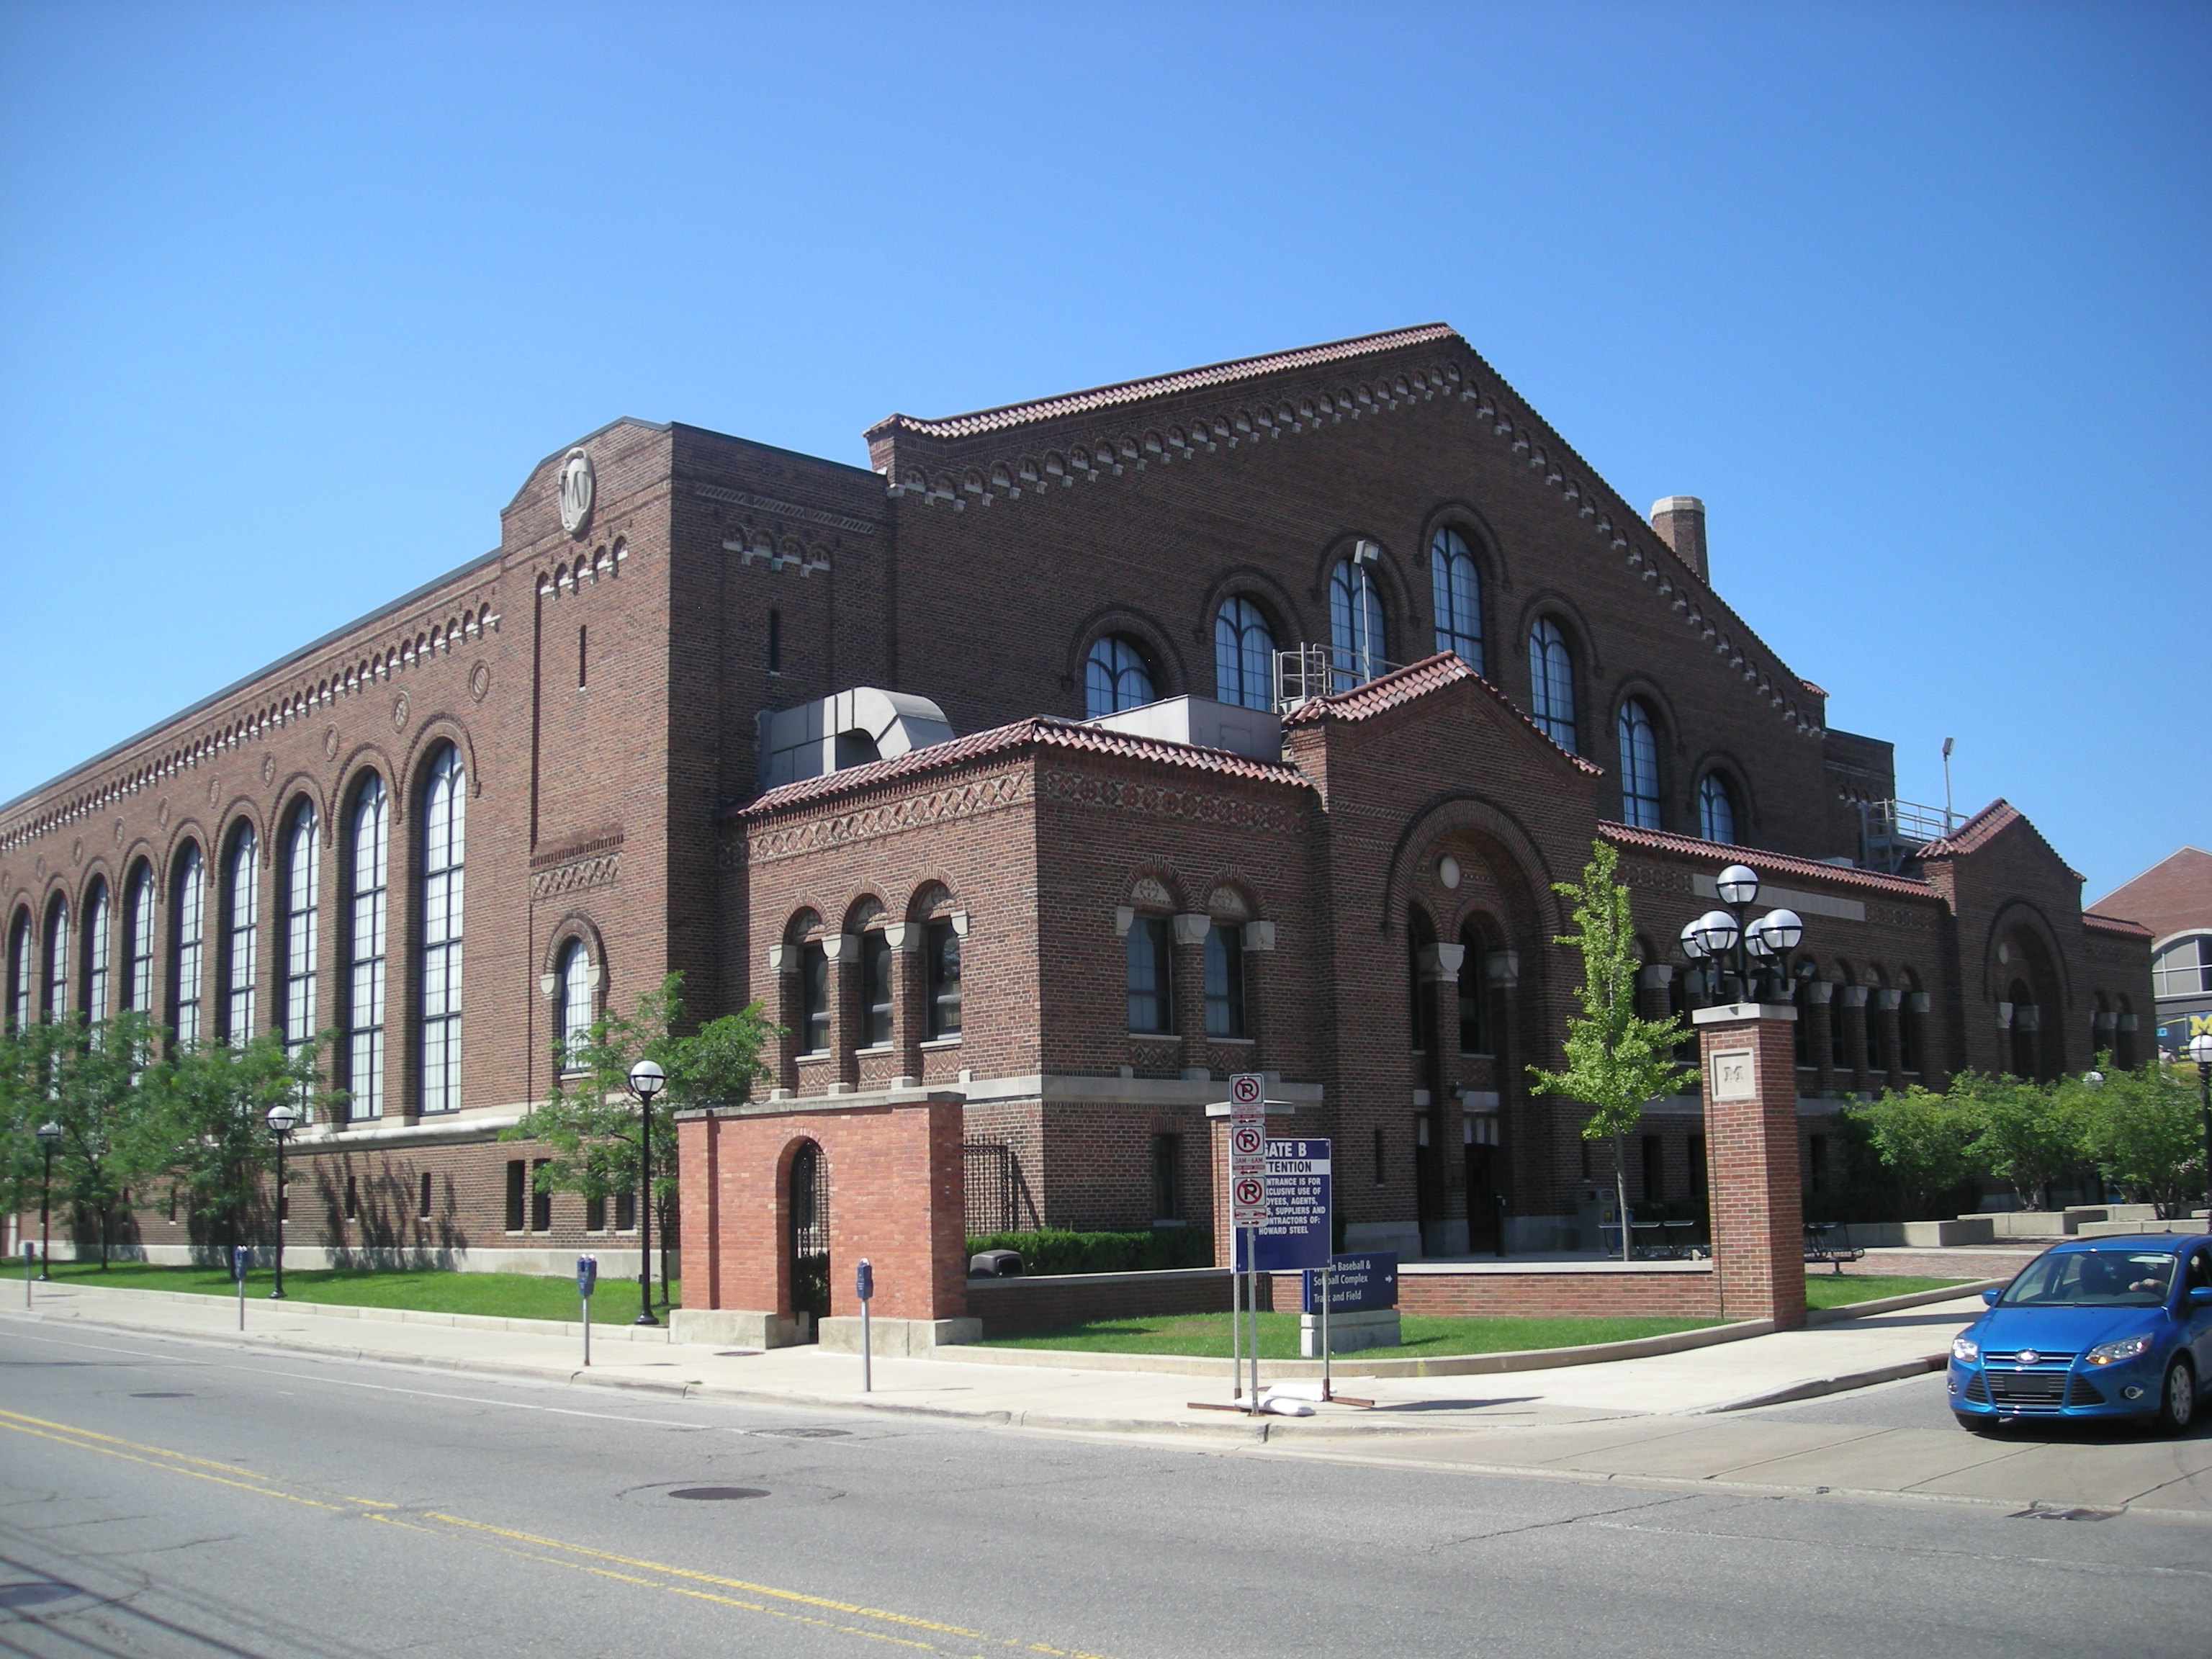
xmin=1 ymin=1 xmax=2204 ymax=902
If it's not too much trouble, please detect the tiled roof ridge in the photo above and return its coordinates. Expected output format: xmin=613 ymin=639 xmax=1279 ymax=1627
xmin=865 ymin=324 xmax=1460 ymax=441
xmin=728 ymin=714 xmax=1310 ymax=819
xmin=1911 ymin=799 xmax=2085 ymax=882
xmin=2081 ymin=912 xmax=2154 ymax=938
xmin=1599 ymin=821 xmax=1941 ymax=899
xmin=1282 ymin=652 xmax=1605 ymax=775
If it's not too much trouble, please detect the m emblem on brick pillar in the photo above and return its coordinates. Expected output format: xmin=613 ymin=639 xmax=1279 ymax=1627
xmin=1692 ymin=1000 xmax=1807 ymax=1330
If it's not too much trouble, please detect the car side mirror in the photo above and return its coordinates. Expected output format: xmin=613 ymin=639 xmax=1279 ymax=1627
xmin=1981 ymin=1287 xmax=2002 ymax=1306
xmin=2188 ymin=1287 xmax=2212 ymax=1308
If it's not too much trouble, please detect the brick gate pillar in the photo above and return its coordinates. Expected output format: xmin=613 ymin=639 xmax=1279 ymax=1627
xmin=1693 ymin=1001 xmax=1807 ymax=1330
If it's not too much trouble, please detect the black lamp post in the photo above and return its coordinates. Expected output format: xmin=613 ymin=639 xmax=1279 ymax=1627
xmin=35 ymin=1120 xmax=59 ymax=1280
xmin=1687 ymin=865 xmax=1804 ymax=1005
xmin=2190 ymin=1033 xmax=2212 ymax=1223
xmin=626 ymin=1058 xmax=665 ymax=1326
xmin=264 ymin=1100 xmax=300 ymax=1299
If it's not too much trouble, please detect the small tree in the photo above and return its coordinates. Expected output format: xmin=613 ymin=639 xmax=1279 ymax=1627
xmin=1527 ymin=841 xmax=1687 ymax=1262
xmin=2070 ymin=1060 xmax=2204 ymax=1218
xmin=158 ymin=1032 xmax=338 ymax=1253
xmin=1848 ymin=1084 xmax=1981 ymax=1219
xmin=1956 ymin=1070 xmax=2080 ymax=1211
xmin=0 ymin=1012 xmax=174 ymax=1268
xmin=506 ymin=974 xmax=775 ymax=1303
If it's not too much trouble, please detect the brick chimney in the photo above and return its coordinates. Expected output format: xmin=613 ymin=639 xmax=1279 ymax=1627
xmin=1649 ymin=496 xmax=1707 ymax=583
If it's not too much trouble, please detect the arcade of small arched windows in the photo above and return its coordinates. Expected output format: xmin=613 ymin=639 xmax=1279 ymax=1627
xmin=1115 ymin=875 xmax=1274 ymax=1068
xmin=0 ymin=737 xmax=480 ymax=1126
xmin=770 ymin=884 xmax=969 ymax=1095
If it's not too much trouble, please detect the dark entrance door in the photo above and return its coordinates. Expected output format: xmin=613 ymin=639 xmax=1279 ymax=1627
xmin=1465 ymin=1143 xmax=1501 ymax=1256
xmin=788 ymin=1141 xmax=830 ymax=1336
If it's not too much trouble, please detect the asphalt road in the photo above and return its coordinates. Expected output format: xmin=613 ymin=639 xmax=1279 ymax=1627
xmin=1 ymin=1323 xmax=2206 ymax=1659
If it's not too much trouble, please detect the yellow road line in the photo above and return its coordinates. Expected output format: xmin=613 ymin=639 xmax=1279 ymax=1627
xmin=0 ymin=1416 xmax=340 ymax=1510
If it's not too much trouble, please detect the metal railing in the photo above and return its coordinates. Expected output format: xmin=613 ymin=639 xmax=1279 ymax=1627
xmin=1272 ymin=642 xmax=1404 ymax=711
xmin=1856 ymin=797 xmax=1956 ymax=872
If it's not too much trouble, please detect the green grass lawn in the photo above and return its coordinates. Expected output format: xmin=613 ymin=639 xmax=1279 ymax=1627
xmin=1804 ymin=1273 xmax=1968 ymax=1310
xmin=979 ymin=1310 xmax=1721 ymax=1360
xmin=20 ymin=1260 xmax=678 ymax=1325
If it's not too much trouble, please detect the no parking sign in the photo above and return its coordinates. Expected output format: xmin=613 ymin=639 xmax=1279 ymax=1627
xmin=1228 ymin=1073 xmax=1268 ymax=1225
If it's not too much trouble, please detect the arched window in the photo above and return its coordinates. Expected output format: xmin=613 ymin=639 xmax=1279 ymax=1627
xmin=2152 ymin=933 xmax=2212 ymax=999
xmin=1213 ymin=598 xmax=1275 ymax=710
xmin=862 ymin=929 xmax=894 ymax=1047
xmin=6 ymin=911 xmax=30 ymax=1033
xmin=1697 ymin=773 xmax=1737 ymax=845
xmin=800 ymin=938 xmax=830 ymax=1053
xmin=43 ymin=896 xmax=69 ymax=1022
xmin=122 ymin=864 xmax=154 ymax=1014
xmin=1125 ymin=914 xmax=1173 ymax=1035
xmin=1203 ymin=921 xmax=1246 ymax=1039
xmin=1430 ymin=528 xmax=1483 ymax=671
xmin=82 ymin=878 xmax=111 ymax=1025
xmin=1527 ymin=619 xmax=1576 ymax=750
xmin=346 ymin=777 xmax=388 ymax=1118
xmin=221 ymin=824 xmax=258 ymax=1044
xmin=420 ymin=745 xmax=465 ymax=1112
xmin=281 ymin=803 xmax=318 ymax=1069
xmin=1617 ymin=700 xmax=1661 ymax=829
xmin=1084 ymin=636 xmax=1156 ymax=717
xmin=556 ymin=939 xmax=593 ymax=1069
xmin=926 ymin=918 xmax=962 ymax=1039
xmin=172 ymin=844 xmax=204 ymax=1047
xmin=1329 ymin=559 xmax=1386 ymax=690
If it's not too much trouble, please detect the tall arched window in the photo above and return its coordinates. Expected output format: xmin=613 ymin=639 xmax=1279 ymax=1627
xmin=1527 ymin=618 xmax=1576 ymax=750
xmin=6 ymin=911 xmax=30 ymax=1033
xmin=556 ymin=939 xmax=593 ymax=1069
xmin=1617 ymin=700 xmax=1661 ymax=829
xmin=346 ymin=776 xmax=388 ymax=1118
xmin=281 ymin=802 xmax=318 ymax=1069
xmin=1697 ymin=773 xmax=1737 ymax=845
xmin=123 ymin=864 xmax=154 ymax=1014
xmin=172 ymin=844 xmax=204 ymax=1047
xmin=1329 ymin=558 xmax=1386 ymax=690
xmin=221 ymin=824 xmax=258 ymax=1043
xmin=82 ymin=878 xmax=111 ymax=1025
xmin=42 ymin=896 xmax=68 ymax=1022
xmin=1430 ymin=528 xmax=1483 ymax=671
xmin=420 ymin=745 xmax=465 ymax=1113
xmin=1213 ymin=598 xmax=1275 ymax=710
xmin=1084 ymin=635 xmax=1156 ymax=716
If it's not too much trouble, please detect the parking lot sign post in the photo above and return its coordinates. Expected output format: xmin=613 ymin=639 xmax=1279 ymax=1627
xmin=1228 ymin=1074 xmax=1267 ymax=1408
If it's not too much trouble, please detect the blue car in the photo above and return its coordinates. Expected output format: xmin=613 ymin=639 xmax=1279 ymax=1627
xmin=1948 ymin=1235 xmax=2212 ymax=1434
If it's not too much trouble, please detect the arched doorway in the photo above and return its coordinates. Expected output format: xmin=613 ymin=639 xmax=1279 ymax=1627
xmin=787 ymin=1139 xmax=830 ymax=1333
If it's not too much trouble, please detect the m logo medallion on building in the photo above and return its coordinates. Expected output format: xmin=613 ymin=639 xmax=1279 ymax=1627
xmin=558 ymin=447 xmax=595 ymax=536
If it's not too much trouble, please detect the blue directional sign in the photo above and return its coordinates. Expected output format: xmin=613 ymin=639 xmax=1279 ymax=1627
xmin=1233 ymin=1138 xmax=1331 ymax=1272
xmin=1303 ymin=1252 xmax=1398 ymax=1313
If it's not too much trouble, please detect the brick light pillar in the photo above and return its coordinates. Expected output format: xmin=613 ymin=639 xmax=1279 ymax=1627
xmin=1693 ymin=1000 xmax=1807 ymax=1330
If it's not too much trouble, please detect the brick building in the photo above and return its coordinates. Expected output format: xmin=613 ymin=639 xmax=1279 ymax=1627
xmin=2089 ymin=846 xmax=2212 ymax=1061
xmin=3 ymin=323 xmax=2154 ymax=1267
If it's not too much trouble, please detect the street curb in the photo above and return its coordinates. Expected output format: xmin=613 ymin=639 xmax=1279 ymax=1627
xmin=1804 ymin=1280 xmax=2002 ymax=1324
xmin=1693 ymin=1353 xmax=1948 ymax=1413
xmin=3 ymin=1280 xmax=678 ymax=1342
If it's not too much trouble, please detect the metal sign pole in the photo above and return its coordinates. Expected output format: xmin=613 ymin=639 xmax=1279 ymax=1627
xmin=1229 ymin=1244 xmax=1242 ymax=1404
xmin=234 ymin=1246 xmax=247 ymax=1331
xmin=1246 ymin=1227 xmax=1261 ymax=1409
xmin=22 ymin=1241 xmax=32 ymax=1310
xmin=1321 ymin=1259 xmax=1332 ymax=1401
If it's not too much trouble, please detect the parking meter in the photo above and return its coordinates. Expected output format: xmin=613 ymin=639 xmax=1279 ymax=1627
xmin=854 ymin=1259 xmax=873 ymax=1302
xmin=232 ymin=1246 xmax=250 ymax=1329
xmin=855 ymin=1258 xmax=874 ymax=1393
xmin=577 ymin=1254 xmax=598 ymax=1366
xmin=20 ymin=1241 xmax=32 ymax=1308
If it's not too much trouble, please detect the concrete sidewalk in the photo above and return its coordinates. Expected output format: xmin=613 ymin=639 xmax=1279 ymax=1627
xmin=10 ymin=1280 xmax=2208 ymax=1521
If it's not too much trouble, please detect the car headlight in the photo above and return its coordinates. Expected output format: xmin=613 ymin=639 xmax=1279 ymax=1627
xmin=1951 ymin=1336 xmax=1979 ymax=1362
xmin=2086 ymin=1334 xmax=2154 ymax=1367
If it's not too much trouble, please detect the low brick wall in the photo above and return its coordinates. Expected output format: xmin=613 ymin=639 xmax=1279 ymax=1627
xmin=1358 ymin=1267 xmax=1722 ymax=1320
xmin=966 ymin=1267 xmax=1272 ymax=1336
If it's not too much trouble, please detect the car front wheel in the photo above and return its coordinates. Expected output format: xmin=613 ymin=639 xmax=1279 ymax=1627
xmin=2157 ymin=1358 xmax=2196 ymax=1435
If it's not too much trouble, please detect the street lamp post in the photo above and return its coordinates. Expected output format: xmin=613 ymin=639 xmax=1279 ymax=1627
xmin=2189 ymin=1033 xmax=2212 ymax=1223
xmin=626 ymin=1058 xmax=665 ymax=1326
xmin=1687 ymin=866 xmax=1804 ymax=1006
xmin=35 ymin=1120 xmax=60 ymax=1280
xmin=264 ymin=1101 xmax=300 ymax=1299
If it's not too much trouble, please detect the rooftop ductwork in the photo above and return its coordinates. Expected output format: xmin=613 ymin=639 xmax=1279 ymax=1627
xmin=757 ymin=688 xmax=956 ymax=791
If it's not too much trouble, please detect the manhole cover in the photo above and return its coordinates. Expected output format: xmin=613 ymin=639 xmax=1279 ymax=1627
xmin=669 ymin=1487 xmax=769 ymax=1501
xmin=2010 ymin=1506 xmax=2118 ymax=1522
xmin=131 ymin=1392 xmax=192 ymax=1399
xmin=752 ymin=1427 xmax=849 ymax=1439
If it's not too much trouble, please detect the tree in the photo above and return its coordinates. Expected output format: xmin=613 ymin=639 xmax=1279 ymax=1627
xmin=158 ymin=1032 xmax=338 ymax=1253
xmin=2069 ymin=1061 xmax=2205 ymax=1218
xmin=505 ymin=974 xmax=775 ymax=1302
xmin=0 ymin=1012 xmax=173 ymax=1268
xmin=1956 ymin=1070 xmax=2080 ymax=1211
xmin=1527 ymin=840 xmax=1687 ymax=1261
xmin=1847 ymin=1084 xmax=1981 ymax=1220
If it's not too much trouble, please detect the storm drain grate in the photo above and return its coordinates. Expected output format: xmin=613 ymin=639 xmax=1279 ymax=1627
xmin=752 ymin=1427 xmax=850 ymax=1439
xmin=2010 ymin=1506 xmax=2118 ymax=1522
xmin=670 ymin=1487 xmax=769 ymax=1501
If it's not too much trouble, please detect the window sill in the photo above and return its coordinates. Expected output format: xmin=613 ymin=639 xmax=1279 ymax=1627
xmin=920 ymin=1036 xmax=963 ymax=1050
xmin=1127 ymin=1031 xmax=1174 ymax=1040
xmin=1208 ymin=1035 xmax=1254 ymax=1046
xmin=855 ymin=1043 xmax=894 ymax=1056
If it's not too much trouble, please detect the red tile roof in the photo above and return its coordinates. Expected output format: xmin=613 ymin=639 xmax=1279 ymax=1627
xmin=1281 ymin=652 xmax=1605 ymax=774
xmin=727 ymin=716 xmax=1310 ymax=820
xmin=2082 ymin=912 xmax=2154 ymax=938
xmin=1599 ymin=822 xmax=1941 ymax=899
xmin=864 ymin=324 xmax=1461 ymax=442
xmin=1910 ymin=799 xmax=2084 ymax=882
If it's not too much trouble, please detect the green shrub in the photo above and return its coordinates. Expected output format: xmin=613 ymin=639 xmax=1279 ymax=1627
xmin=965 ymin=1227 xmax=1213 ymax=1276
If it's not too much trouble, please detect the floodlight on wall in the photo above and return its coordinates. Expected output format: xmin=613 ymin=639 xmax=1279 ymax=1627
xmin=1715 ymin=864 xmax=1761 ymax=907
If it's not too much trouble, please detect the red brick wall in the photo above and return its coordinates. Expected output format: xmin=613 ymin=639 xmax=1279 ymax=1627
xmin=1699 ymin=1009 xmax=1807 ymax=1328
xmin=966 ymin=1267 xmax=1246 ymax=1336
xmin=1377 ymin=1269 xmax=1722 ymax=1319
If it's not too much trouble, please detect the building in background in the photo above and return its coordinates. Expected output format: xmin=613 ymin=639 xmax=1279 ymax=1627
xmin=1 ymin=325 xmax=2154 ymax=1267
xmin=2090 ymin=847 xmax=2212 ymax=1061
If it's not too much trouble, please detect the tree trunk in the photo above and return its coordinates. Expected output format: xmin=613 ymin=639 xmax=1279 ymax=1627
xmin=1612 ymin=1135 xmax=1630 ymax=1264
xmin=99 ymin=1200 xmax=110 ymax=1269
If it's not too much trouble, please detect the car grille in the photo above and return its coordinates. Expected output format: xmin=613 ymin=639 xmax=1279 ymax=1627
xmin=1972 ymin=1366 xmax=2105 ymax=1412
xmin=1984 ymin=1350 xmax=2078 ymax=1365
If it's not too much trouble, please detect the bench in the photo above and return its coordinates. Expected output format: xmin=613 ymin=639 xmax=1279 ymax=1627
xmin=1804 ymin=1222 xmax=1866 ymax=1274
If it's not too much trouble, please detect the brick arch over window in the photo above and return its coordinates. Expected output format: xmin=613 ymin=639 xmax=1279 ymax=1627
xmin=1192 ymin=566 xmax=1307 ymax=652
xmin=1688 ymin=751 xmax=1758 ymax=842
xmin=1977 ymin=900 xmax=2072 ymax=1010
xmin=841 ymin=892 xmax=889 ymax=935
xmin=904 ymin=880 xmax=961 ymax=923
xmin=270 ymin=773 xmax=331 ymax=845
xmin=1121 ymin=868 xmax=1187 ymax=914
xmin=783 ymin=907 xmax=826 ymax=944
xmin=1377 ymin=794 xmax=1563 ymax=944
xmin=332 ymin=745 xmax=402 ymax=822
xmin=399 ymin=716 xmax=484 ymax=804
xmin=1062 ymin=606 xmax=1184 ymax=706
xmin=5 ymin=904 xmax=31 ymax=1033
xmin=1308 ymin=532 xmax=1417 ymax=629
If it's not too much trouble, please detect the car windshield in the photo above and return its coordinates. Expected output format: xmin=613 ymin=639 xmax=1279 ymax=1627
xmin=2001 ymin=1250 xmax=2177 ymax=1308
